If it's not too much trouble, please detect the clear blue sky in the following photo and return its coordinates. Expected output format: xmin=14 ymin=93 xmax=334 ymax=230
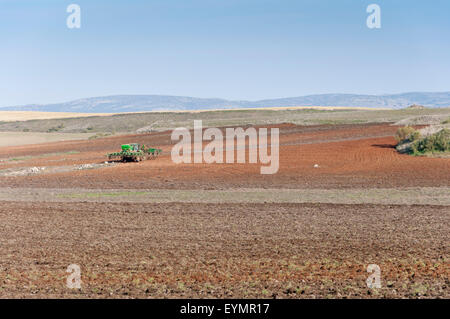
xmin=1 ymin=0 xmax=449 ymax=106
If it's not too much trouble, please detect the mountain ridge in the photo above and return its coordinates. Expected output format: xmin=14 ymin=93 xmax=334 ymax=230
xmin=1 ymin=92 xmax=449 ymax=113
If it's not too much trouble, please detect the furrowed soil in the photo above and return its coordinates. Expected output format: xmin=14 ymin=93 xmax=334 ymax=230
xmin=0 ymin=123 xmax=449 ymax=189
xmin=0 ymin=122 xmax=448 ymax=298
xmin=0 ymin=202 xmax=448 ymax=299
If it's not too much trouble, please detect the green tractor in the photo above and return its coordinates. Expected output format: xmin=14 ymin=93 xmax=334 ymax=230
xmin=107 ymin=143 xmax=162 ymax=162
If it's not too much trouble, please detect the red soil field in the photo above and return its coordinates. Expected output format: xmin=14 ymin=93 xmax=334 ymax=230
xmin=1 ymin=123 xmax=449 ymax=189
xmin=0 ymin=122 xmax=448 ymax=298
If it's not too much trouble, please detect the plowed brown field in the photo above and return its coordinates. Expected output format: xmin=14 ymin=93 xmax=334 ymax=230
xmin=0 ymin=202 xmax=448 ymax=298
xmin=1 ymin=123 xmax=449 ymax=189
xmin=0 ymin=122 xmax=448 ymax=298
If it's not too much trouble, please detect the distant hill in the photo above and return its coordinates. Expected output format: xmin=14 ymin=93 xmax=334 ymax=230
xmin=1 ymin=92 xmax=449 ymax=113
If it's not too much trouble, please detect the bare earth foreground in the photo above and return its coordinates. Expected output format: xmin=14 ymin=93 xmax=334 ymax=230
xmin=0 ymin=122 xmax=448 ymax=298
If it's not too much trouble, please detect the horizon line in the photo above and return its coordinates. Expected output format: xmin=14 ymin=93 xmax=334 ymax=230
xmin=1 ymin=90 xmax=450 ymax=108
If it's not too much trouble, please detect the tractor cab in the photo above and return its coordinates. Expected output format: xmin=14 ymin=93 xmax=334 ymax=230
xmin=121 ymin=143 xmax=140 ymax=152
xmin=130 ymin=143 xmax=140 ymax=151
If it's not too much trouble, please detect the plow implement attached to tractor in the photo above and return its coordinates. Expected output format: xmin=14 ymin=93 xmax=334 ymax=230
xmin=107 ymin=143 xmax=162 ymax=162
